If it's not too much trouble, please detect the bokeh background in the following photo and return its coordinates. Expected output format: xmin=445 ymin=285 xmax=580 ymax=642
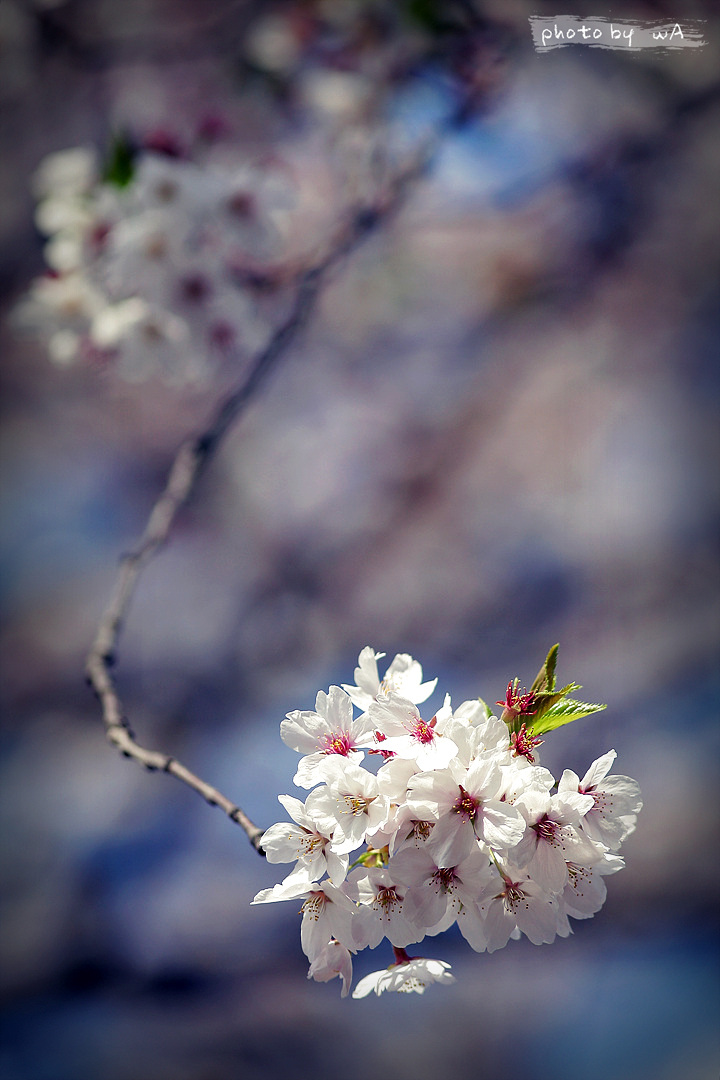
xmin=1 ymin=1 xmax=719 ymax=1078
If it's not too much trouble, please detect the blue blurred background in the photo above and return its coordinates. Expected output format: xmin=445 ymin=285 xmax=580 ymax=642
xmin=1 ymin=2 xmax=719 ymax=1078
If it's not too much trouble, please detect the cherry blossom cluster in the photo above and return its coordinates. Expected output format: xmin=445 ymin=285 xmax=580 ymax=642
xmin=18 ymin=139 xmax=294 ymax=382
xmin=252 ymin=647 xmax=642 ymax=998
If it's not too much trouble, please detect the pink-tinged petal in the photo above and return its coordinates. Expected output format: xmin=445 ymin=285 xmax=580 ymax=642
xmin=456 ymin=902 xmax=488 ymax=952
xmin=557 ymin=790 xmax=595 ymax=820
xmin=557 ymin=768 xmax=581 ymax=797
xmin=562 ymin=863 xmax=609 ymax=918
xmin=325 ymin=850 xmax=350 ymax=886
xmin=528 ymin=838 xmax=568 ymax=894
xmin=414 ymin=736 xmax=458 ymax=771
xmin=388 ymin=847 xmax=436 ymax=887
xmin=352 ymin=970 xmax=385 ymax=998
xmin=307 ymin=940 xmax=353 ymax=997
xmin=599 ymin=775 xmax=643 ymax=811
xmin=515 ymin=895 xmax=560 ymax=945
xmin=277 ymin=793 xmax=310 ymax=825
xmin=482 ymin=901 xmax=515 ymax=953
xmin=293 ymin=749 xmax=365 ymax=790
xmin=259 ymin=822 xmax=308 ymax=864
xmin=320 ymin=685 xmax=355 ymax=730
xmin=427 ymin=813 xmax=476 ymax=867
xmin=252 ymin=875 xmax=314 ymax=905
xmin=403 ymin=883 xmax=447 ymax=928
xmin=341 ymin=647 xmax=383 ymax=708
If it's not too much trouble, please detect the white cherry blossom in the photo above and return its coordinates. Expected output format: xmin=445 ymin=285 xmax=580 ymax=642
xmin=281 ymin=685 xmax=372 ymax=789
xmin=254 ymin=646 xmax=641 ymax=996
xmin=558 ymin=750 xmax=643 ymax=851
xmin=309 ymin=759 xmax=389 ymax=854
xmin=478 ymin=864 xmax=562 ymax=951
xmin=560 ymin=851 xmax=625 ymax=920
xmin=513 ymin=788 xmax=600 ymax=894
xmin=408 ymin=757 xmax=526 ymax=866
xmin=369 ymin=692 xmax=458 ymax=771
xmin=352 ymin=956 xmax=454 ymax=998
xmin=389 ymin=844 xmax=493 ymax=938
xmin=342 ymin=647 xmax=437 ymax=711
xmin=307 ymin=939 xmax=354 ymax=997
xmin=258 ymin=792 xmax=349 ymax=885
xmin=251 ymin=875 xmax=357 ymax=960
xmin=349 ymin=867 xmax=425 ymax=950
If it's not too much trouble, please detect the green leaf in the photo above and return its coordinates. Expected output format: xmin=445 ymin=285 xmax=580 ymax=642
xmin=528 ymin=699 xmax=606 ymax=736
xmin=501 ymin=644 xmax=606 ymax=738
xmin=531 ymin=683 xmax=580 ymax=716
xmin=103 ymin=133 xmax=136 ymax=188
xmin=530 ymin=644 xmax=559 ymax=696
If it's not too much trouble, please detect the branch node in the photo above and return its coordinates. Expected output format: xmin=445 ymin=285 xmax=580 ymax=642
xmin=354 ymin=206 xmax=380 ymax=232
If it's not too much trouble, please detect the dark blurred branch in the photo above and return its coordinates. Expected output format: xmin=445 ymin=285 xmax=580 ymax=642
xmin=85 ymin=122 xmax=445 ymax=852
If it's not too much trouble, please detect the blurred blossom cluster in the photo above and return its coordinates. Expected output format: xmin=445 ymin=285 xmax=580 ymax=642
xmin=253 ymin=647 xmax=642 ymax=997
xmin=16 ymin=137 xmax=297 ymax=382
xmin=10 ymin=0 xmax=507 ymax=385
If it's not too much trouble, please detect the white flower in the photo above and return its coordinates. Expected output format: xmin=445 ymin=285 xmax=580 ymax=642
xmin=307 ymin=939 xmax=353 ymax=997
xmin=32 ymin=147 xmax=97 ymax=200
xmin=258 ymin=792 xmax=349 ymax=885
xmin=440 ymin=704 xmax=510 ymax=768
xmin=310 ymin=759 xmax=389 ymax=854
xmin=560 ymin=852 xmax=625 ymax=920
xmin=408 ymin=758 xmax=526 ymax=867
xmin=558 ymin=750 xmax=643 ymax=851
xmin=477 ymin=864 xmax=562 ymax=951
xmin=29 ymin=272 xmax=104 ymax=325
xmin=22 ymin=142 xmax=293 ymax=385
xmin=251 ymin=875 xmax=357 ymax=961
xmin=389 ymin=844 xmax=493 ymax=940
xmin=281 ymin=685 xmax=373 ymax=789
xmin=342 ymin=647 xmax=437 ymax=711
xmin=349 ymin=867 xmax=424 ymax=950
xmin=352 ymin=957 xmax=454 ymax=998
xmin=513 ymin=788 xmax=600 ymax=894
xmin=369 ymin=692 xmax=458 ymax=771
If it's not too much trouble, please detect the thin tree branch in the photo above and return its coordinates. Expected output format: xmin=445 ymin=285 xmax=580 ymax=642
xmin=84 ymin=125 xmax=444 ymax=853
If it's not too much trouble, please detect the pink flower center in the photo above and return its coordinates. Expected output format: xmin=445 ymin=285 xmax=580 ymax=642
xmin=320 ymin=732 xmax=353 ymax=756
xmin=432 ymin=867 xmax=458 ymax=892
xmin=408 ymin=715 xmax=437 ymax=745
xmin=408 ymin=821 xmax=433 ymax=844
xmin=534 ymin=814 xmax=560 ymax=844
xmin=497 ymin=681 xmax=537 ymax=717
xmin=452 ymin=786 xmax=480 ymax=821
xmin=501 ymin=881 xmax=528 ymax=913
xmin=510 ymin=723 xmax=543 ymax=763
xmin=376 ymin=886 xmax=402 ymax=914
